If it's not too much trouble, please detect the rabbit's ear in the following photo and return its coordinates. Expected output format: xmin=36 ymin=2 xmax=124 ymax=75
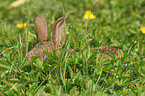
xmin=34 ymin=15 xmax=48 ymax=42
xmin=49 ymin=16 xmax=67 ymax=48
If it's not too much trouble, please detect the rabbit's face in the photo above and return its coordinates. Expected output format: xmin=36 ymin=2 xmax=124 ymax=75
xmin=26 ymin=41 xmax=52 ymax=61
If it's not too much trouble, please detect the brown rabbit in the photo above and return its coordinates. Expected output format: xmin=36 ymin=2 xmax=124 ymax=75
xmin=26 ymin=15 xmax=67 ymax=61
xmin=26 ymin=15 xmax=119 ymax=61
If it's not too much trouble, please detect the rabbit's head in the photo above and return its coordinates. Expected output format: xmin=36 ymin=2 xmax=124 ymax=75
xmin=26 ymin=15 xmax=67 ymax=61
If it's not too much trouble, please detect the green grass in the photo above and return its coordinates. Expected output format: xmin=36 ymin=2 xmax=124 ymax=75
xmin=0 ymin=0 xmax=145 ymax=95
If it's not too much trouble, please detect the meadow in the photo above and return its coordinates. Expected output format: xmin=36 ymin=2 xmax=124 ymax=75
xmin=0 ymin=0 xmax=145 ymax=95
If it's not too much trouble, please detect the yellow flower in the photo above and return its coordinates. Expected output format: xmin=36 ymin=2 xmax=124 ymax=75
xmin=17 ymin=23 xmax=27 ymax=28
xmin=66 ymin=31 xmax=70 ymax=34
xmin=83 ymin=10 xmax=96 ymax=20
xmin=103 ymin=27 xmax=106 ymax=29
xmin=141 ymin=27 xmax=145 ymax=34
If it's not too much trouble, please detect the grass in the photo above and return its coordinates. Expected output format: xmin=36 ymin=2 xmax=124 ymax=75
xmin=0 ymin=0 xmax=145 ymax=95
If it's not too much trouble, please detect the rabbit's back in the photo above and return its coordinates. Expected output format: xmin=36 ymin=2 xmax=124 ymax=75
xmin=93 ymin=46 xmax=119 ymax=59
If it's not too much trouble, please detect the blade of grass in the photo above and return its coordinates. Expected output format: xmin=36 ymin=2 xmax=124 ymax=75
xmin=60 ymin=1 xmax=65 ymax=16
xmin=82 ymin=10 xmax=91 ymax=84
xmin=23 ymin=5 xmax=30 ymax=63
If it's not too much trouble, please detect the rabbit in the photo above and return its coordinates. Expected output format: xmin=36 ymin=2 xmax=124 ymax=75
xmin=26 ymin=15 xmax=67 ymax=61
xmin=26 ymin=15 xmax=119 ymax=61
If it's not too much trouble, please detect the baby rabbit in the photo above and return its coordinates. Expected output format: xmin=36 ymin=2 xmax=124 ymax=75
xmin=26 ymin=15 xmax=119 ymax=61
xmin=26 ymin=15 xmax=67 ymax=61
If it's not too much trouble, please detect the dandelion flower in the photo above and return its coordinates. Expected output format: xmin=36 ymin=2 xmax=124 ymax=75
xmin=17 ymin=23 xmax=27 ymax=28
xmin=83 ymin=10 xmax=96 ymax=20
xmin=66 ymin=31 xmax=70 ymax=34
xmin=103 ymin=27 xmax=106 ymax=29
xmin=141 ymin=27 xmax=145 ymax=34
xmin=114 ymin=73 xmax=116 ymax=76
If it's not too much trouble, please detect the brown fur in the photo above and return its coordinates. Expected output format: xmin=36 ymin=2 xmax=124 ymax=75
xmin=93 ymin=46 xmax=119 ymax=59
xmin=26 ymin=15 xmax=119 ymax=61
xmin=26 ymin=15 xmax=67 ymax=61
